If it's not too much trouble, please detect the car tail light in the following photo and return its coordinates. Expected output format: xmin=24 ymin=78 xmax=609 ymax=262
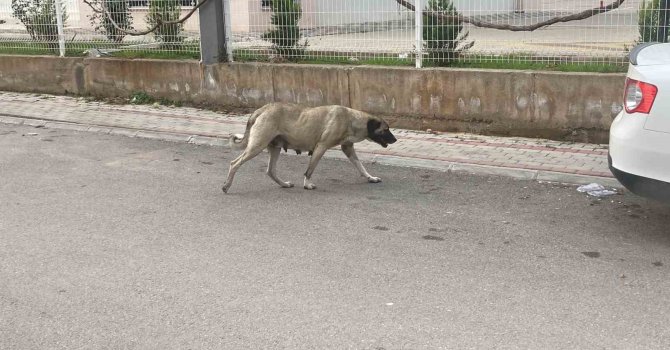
xmin=624 ymin=78 xmax=657 ymax=114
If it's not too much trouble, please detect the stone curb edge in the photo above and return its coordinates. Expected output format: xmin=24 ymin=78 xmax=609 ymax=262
xmin=0 ymin=115 xmax=623 ymax=189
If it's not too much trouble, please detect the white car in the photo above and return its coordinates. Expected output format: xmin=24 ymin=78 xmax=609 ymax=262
xmin=609 ymin=42 xmax=670 ymax=203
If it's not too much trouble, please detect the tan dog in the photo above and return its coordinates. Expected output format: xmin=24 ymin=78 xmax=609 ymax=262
xmin=222 ymin=103 xmax=397 ymax=193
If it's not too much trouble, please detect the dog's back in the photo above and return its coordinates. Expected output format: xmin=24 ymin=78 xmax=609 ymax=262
xmin=232 ymin=103 xmax=367 ymax=150
xmin=230 ymin=103 xmax=303 ymax=149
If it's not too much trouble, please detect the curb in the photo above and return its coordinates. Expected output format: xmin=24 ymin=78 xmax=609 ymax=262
xmin=0 ymin=115 xmax=622 ymax=189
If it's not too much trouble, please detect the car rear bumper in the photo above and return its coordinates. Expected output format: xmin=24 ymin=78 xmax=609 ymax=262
xmin=609 ymin=155 xmax=670 ymax=204
xmin=609 ymin=111 xmax=670 ymax=183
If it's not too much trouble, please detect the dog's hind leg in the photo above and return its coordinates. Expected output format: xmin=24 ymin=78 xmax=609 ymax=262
xmin=341 ymin=143 xmax=381 ymax=183
xmin=303 ymin=143 xmax=329 ymax=190
xmin=222 ymin=143 xmax=266 ymax=193
xmin=267 ymin=146 xmax=294 ymax=188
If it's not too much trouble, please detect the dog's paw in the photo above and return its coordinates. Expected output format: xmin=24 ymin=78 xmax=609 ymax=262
xmin=367 ymin=176 xmax=382 ymax=183
xmin=281 ymin=182 xmax=295 ymax=188
xmin=222 ymin=185 xmax=230 ymax=193
xmin=303 ymin=183 xmax=317 ymax=190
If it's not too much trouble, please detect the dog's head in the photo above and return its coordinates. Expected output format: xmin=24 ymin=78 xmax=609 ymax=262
xmin=367 ymin=118 xmax=397 ymax=148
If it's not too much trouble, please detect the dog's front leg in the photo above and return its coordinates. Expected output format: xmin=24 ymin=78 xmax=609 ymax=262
xmin=303 ymin=144 xmax=328 ymax=190
xmin=341 ymin=143 xmax=381 ymax=183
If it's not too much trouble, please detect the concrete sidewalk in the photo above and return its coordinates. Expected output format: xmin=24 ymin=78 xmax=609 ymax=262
xmin=0 ymin=91 xmax=618 ymax=187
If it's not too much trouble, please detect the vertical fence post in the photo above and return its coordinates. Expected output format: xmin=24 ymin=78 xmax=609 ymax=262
xmin=198 ymin=0 xmax=228 ymax=64
xmin=514 ymin=0 xmax=524 ymax=14
xmin=660 ymin=0 xmax=670 ymax=43
xmin=54 ymin=0 xmax=66 ymax=57
xmin=415 ymin=0 xmax=423 ymax=68
xmin=223 ymin=0 xmax=233 ymax=62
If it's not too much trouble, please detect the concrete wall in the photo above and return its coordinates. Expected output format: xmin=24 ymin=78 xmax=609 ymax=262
xmin=0 ymin=56 xmax=86 ymax=95
xmin=348 ymin=66 xmax=624 ymax=141
xmin=0 ymin=55 xmax=625 ymax=142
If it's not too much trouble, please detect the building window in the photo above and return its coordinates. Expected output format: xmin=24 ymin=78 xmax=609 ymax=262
xmin=129 ymin=0 xmax=196 ymax=8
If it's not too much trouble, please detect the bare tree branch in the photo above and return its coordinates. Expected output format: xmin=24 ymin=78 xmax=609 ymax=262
xmin=82 ymin=0 xmax=208 ymax=36
xmin=396 ymin=0 xmax=627 ymax=31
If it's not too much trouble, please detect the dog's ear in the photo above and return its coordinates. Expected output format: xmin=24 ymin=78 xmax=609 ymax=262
xmin=367 ymin=119 xmax=382 ymax=136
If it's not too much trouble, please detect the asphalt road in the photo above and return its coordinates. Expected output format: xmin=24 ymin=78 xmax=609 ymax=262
xmin=1 ymin=124 xmax=669 ymax=350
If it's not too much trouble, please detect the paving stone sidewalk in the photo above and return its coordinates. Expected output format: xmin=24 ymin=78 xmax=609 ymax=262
xmin=0 ymin=91 xmax=617 ymax=186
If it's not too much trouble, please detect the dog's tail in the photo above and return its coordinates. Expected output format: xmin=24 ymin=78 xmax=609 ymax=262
xmin=230 ymin=118 xmax=254 ymax=150
xmin=229 ymin=132 xmax=247 ymax=150
xmin=230 ymin=106 xmax=267 ymax=150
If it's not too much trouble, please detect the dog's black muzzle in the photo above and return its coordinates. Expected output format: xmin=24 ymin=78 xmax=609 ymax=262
xmin=380 ymin=132 xmax=397 ymax=148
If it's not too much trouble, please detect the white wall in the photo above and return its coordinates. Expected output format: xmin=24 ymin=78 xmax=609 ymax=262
xmin=452 ymin=0 xmax=516 ymax=15
xmin=312 ymin=0 xmax=412 ymax=27
xmin=226 ymin=0 xmax=519 ymax=33
xmin=309 ymin=0 xmax=518 ymax=27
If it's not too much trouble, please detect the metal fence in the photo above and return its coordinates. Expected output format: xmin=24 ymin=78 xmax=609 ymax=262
xmin=0 ymin=0 xmax=201 ymax=56
xmin=0 ymin=0 xmax=666 ymax=65
xmin=233 ymin=0 xmax=649 ymax=66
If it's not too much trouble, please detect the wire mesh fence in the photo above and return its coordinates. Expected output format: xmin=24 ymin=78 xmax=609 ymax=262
xmin=0 ymin=0 xmax=201 ymax=57
xmin=234 ymin=0 xmax=651 ymax=66
xmin=232 ymin=1 xmax=415 ymax=61
xmin=0 ymin=0 xmax=668 ymax=66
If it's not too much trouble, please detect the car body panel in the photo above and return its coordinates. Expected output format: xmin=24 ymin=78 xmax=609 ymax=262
xmin=633 ymin=42 xmax=670 ymax=66
xmin=610 ymin=111 xmax=670 ymax=184
xmin=638 ymin=64 xmax=670 ymax=133
xmin=609 ymin=43 xmax=670 ymax=203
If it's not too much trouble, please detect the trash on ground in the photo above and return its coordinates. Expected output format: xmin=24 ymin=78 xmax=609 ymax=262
xmin=577 ymin=183 xmax=617 ymax=197
xmin=587 ymin=189 xmax=618 ymax=197
xmin=577 ymin=183 xmax=604 ymax=192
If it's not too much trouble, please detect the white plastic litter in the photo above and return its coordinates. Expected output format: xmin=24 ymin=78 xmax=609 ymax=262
xmin=586 ymin=189 xmax=618 ymax=197
xmin=577 ymin=183 xmax=605 ymax=193
xmin=577 ymin=183 xmax=617 ymax=197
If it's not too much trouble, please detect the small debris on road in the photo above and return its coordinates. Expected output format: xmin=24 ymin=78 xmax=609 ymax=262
xmin=577 ymin=183 xmax=617 ymax=197
xmin=422 ymin=235 xmax=445 ymax=241
xmin=582 ymin=251 xmax=601 ymax=258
